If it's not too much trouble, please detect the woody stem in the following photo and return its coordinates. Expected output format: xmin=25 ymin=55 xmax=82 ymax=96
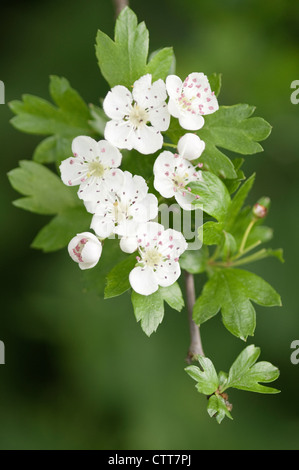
xmin=184 ymin=271 xmax=205 ymax=363
xmin=112 ymin=0 xmax=129 ymax=16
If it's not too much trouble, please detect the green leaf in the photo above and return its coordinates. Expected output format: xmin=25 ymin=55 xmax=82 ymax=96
xmin=190 ymin=171 xmax=231 ymax=222
xmin=225 ymin=174 xmax=256 ymax=231
xmin=8 ymin=160 xmax=78 ymax=215
xmin=96 ymin=7 xmax=174 ymax=88
xmin=33 ymin=135 xmax=59 ymax=164
xmin=197 ymin=105 xmax=272 ymax=179
xmin=160 ymin=282 xmax=184 ymax=312
xmin=9 ymin=76 xmax=93 ymax=165
xmin=193 ymin=271 xmax=223 ymax=325
xmin=104 ymin=254 xmax=137 ymax=299
xmin=31 ymin=207 xmax=91 ymax=252
xmin=131 ymin=290 xmax=164 ymax=336
xmin=218 ymin=371 xmax=228 ymax=390
xmin=207 ymin=395 xmax=233 ymax=424
xmin=223 ymin=345 xmax=280 ymax=394
xmin=146 ymin=47 xmax=175 ymax=82
xmin=225 ymin=158 xmax=245 ymax=194
xmin=208 ymin=73 xmax=222 ymax=97
xmin=193 ymin=268 xmax=281 ymax=340
xmin=88 ymin=104 xmax=107 ymax=136
xmin=198 ymin=221 xmax=224 ymax=246
xmin=185 ymin=355 xmax=219 ymax=395
xmin=222 ymin=232 xmax=237 ymax=259
xmin=82 ymin=239 xmax=127 ymax=296
xmin=179 ymin=246 xmax=208 ymax=274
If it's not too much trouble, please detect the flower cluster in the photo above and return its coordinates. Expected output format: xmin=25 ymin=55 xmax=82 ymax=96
xmin=60 ymin=72 xmax=219 ymax=295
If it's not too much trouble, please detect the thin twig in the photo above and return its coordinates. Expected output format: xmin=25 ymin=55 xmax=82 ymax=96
xmin=112 ymin=0 xmax=129 ymax=16
xmin=184 ymin=271 xmax=205 ymax=363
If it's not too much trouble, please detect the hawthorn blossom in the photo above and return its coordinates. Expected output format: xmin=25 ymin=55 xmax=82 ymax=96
xmin=166 ymin=73 xmax=219 ymax=130
xmin=87 ymin=171 xmax=158 ymax=240
xmin=153 ymin=145 xmax=203 ymax=210
xmin=60 ymin=136 xmax=123 ymax=202
xmin=103 ymin=74 xmax=170 ymax=155
xmin=128 ymin=222 xmax=188 ymax=296
xmin=68 ymin=232 xmax=102 ymax=270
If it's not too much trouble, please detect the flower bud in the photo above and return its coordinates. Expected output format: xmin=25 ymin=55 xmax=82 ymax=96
xmin=252 ymin=197 xmax=270 ymax=219
xmin=68 ymin=232 xmax=102 ymax=270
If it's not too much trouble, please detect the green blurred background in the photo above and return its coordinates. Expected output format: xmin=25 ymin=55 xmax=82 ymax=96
xmin=1 ymin=0 xmax=299 ymax=449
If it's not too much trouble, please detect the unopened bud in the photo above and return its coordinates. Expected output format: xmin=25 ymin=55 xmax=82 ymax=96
xmin=253 ymin=204 xmax=267 ymax=219
xmin=68 ymin=232 xmax=102 ymax=270
xmin=253 ymin=197 xmax=270 ymax=219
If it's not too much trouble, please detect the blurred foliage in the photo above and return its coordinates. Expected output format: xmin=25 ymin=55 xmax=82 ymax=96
xmin=0 ymin=0 xmax=299 ymax=449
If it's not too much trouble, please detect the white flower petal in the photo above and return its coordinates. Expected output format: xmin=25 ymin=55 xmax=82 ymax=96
xmin=200 ymin=93 xmax=219 ymax=115
xmin=166 ymin=75 xmax=182 ymax=99
xmin=72 ymin=136 xmax=98 ymax=160
xmin=60 ymin=156 xmax=87 ymax=186
xmin=133 ymin=126 xmax=163 ymax=155
xmin=175 ymin=190 xmax=196 ymax=211
xmin=178 ymin=113 xmax=205 ymax=131
xmin=154 ymin=176 xmax=175 ymax=198
xmin=91 ymin=214 xmax=115 ymax=239
xmin=182 ymin=73 xmax=219 ymax=115
xmin=103 ymin=168 xmax=125 ymax=193
xmin=129 ymin=266 xmax=159 ymax=295
xmin=136 ymin=222 xmax=165 ymax=248
xmin=168 ymin=98 xmax=181 ymax=118
xmin=133 ymin=74 xmax=167 ymax=109
xmin=177 ymin=133 xmax=205 ymax=161
xmin=128 ymin=193 xmax=158 ymax=223
xmin=115 ymin=219 xmax=140 ymax=238
xmin=153 ymin=151 xmax=175 ymax=174
xmin=120 ymin=171 xmax=148 ymax=203
xmin=148 ymin=104 xmax=170 ymax=132
xmin=159 ymin=229 xmax=188 ymax=258
xmin=81 ymin=241 xmax=102 ymax=264
xmin=154 ymin=261 xmax=181 ymax=287
xmin=103 ymin=85 xmax=132 ymax=120
xmin=96 ymin=140 xmax=122 ymax=167
xmin=104 ymin=120 xmax=135 ymax=150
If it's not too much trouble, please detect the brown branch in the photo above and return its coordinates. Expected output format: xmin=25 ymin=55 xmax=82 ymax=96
xmin=184 ymin=271 xmax=205 ymax=364
xmin=112 ymin=0 xmax=129 ymax=16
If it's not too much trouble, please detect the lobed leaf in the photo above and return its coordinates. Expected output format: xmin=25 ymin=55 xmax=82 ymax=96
xmin=223 ymin=345 xmax=280 ymax=394
xmin=193 ymin=268 xmax=281 ymax=340
xmin=9 ymin=76 xmax=93 ymax=165
xmin=185 ymin=355 xmax=219 ymax=395
xmin=96 ymin=7 xmax=174 ymax=88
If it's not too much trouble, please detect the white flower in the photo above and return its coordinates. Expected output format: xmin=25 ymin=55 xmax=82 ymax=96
xmin=60 ymin=136 xmax=123 ymax=202
xmin=88 ymin=171 xmax=158 ymax=241
xmin=166 ymin=73 xmax=219 ymax=130
xmin=103 ymin=74 xmax=170 ymax=155
xmin=68 ymin=232 xmax=102 ymax=270
xmin=153 ymin=145 xmax=203 ymax=210
xmin=128 ymin=222 xmax=188 ymax=296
